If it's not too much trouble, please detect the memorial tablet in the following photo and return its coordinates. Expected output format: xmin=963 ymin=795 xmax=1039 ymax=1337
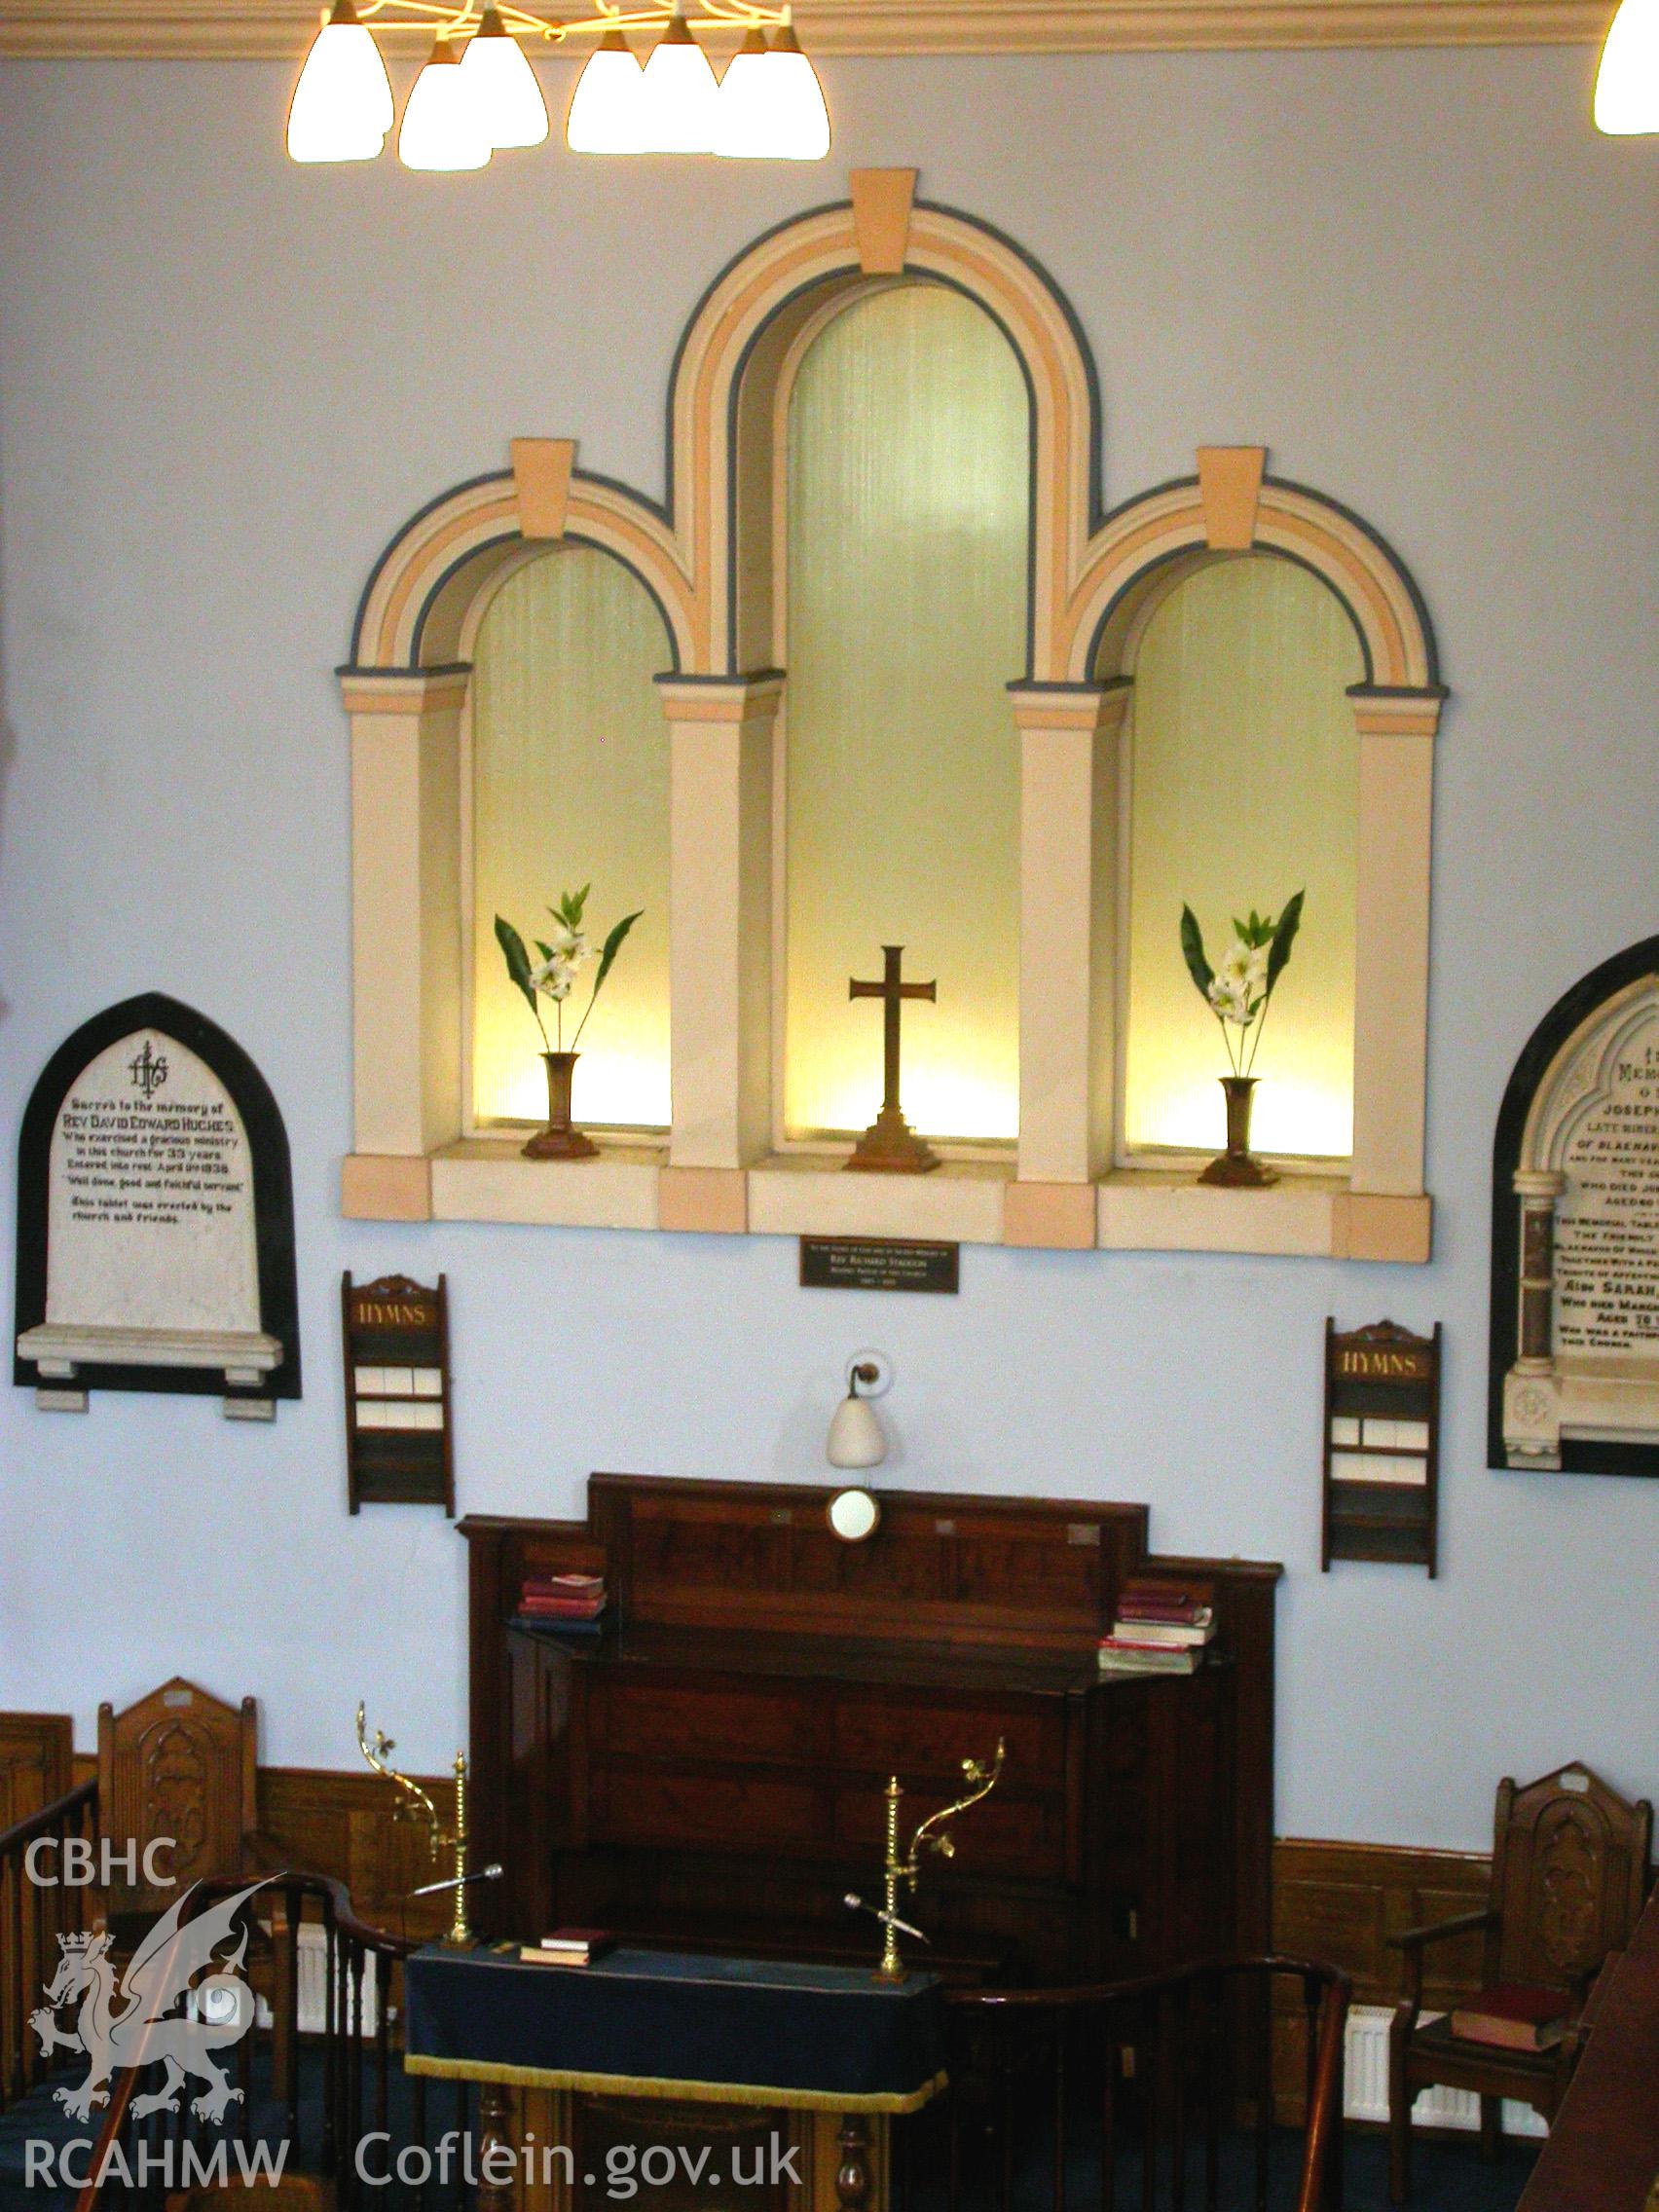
xmin=1491 ymin=936 xmax=1659 ymax=1475
xmin=14 ymin=993 xmax=300 ymax=1418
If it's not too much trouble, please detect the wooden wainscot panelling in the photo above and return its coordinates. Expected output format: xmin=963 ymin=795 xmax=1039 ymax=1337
xmin=510 ymin=438 xmax=575 ymax=542
xmin=256 ymin=1766 xmax=458 ymax=1941
xmin=1272 ymin=1834 xmax=1493 ymax=2119
xmin=850 ymin=167 xmax=917 ymax=274
xmin=0 ymin=1713 xmax=74 ymax=1833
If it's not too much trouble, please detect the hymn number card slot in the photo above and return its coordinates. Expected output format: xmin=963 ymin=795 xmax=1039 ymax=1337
xmin=342 ymin=1272 xmax=454 ymax=1514
xmin=1321 ymin=1318 xmax=1441 ymax=1574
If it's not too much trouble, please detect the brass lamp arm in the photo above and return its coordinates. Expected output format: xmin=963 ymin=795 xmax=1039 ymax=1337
xmin=903 ymin=1739 xmax=1006 ymax=1874
xmin=355 ymin=1702 xmax=449 ymax=1845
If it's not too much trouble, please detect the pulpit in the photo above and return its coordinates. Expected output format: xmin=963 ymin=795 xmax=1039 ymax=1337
xmin=461 ymin=1475 xmax=1280 ymax=1987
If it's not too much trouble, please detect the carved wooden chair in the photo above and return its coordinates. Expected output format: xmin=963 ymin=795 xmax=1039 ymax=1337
xmin=95 ymin=1677 xmax=293 ymax=2091
xmin=1387 ymin=1760 xmax=1652 ymax=2203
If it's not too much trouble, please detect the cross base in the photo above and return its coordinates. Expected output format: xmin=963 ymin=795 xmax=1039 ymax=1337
xmin=845 ymin=1104 xmax=940 ymax=1175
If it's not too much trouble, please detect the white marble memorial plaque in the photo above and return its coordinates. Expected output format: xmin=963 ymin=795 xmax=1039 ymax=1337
xmin=1553 ymin=1011 xmax=1659 ymax=1360
xmin=1497 ymin=963 xmax=1659 ymax=1472
xmin=15 ymin=992 xmax=298 ymax=1414
xmin=44 ymin=1030 xmax=261 ymax=1335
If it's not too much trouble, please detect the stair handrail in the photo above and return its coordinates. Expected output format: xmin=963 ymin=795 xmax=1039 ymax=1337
xmin=61 ymin=1870 xmax=421 ymax=2212
xmin=945 ymin=1950 xmax=1351 ymax=2212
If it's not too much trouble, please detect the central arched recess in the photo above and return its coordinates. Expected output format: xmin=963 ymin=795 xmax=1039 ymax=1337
xmin=781 ymin=280 xmax=1030 ymax=1147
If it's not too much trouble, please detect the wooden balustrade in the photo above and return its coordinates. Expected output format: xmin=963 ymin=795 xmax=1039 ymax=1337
xmin=902 ymin=1955 xmax=1350 ymax=2212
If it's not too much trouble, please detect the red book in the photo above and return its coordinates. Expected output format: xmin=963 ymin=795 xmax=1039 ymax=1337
xmin=1117 ymin=1585 xmax=1209 ymax=1625
xmin=519 ymin=1595 xmax=606 ymax=1617
xmin=1449 ymin=1984 xmax=1569 ymax=2051
xmin=523 ymin=1574 xmax=605 ymax=1598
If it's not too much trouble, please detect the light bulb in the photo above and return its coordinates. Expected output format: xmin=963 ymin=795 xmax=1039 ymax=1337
xmin=636 ymin=13 xmax=720 ymax=154
xmin=1595 ymin=0 xmax=1659 ymax=132
xmin=286 ymin=0 xmax=393 ymax=164
xmin=713 ymin=19 xmax=829 ymax=161
xmin=566 ymin=27 xmax=646 ymax=153
xmin=399 ymin=36 xmax=493 ymax=170
xmin=460 ymin=7 xmax=549 ymax=148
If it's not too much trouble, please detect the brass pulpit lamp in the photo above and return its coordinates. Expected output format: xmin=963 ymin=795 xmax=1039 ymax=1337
xmin=847 ymin=1740 xmax=1005 ymax=1981
xmin=355 ymin=1703 xmax=501 ymax=1946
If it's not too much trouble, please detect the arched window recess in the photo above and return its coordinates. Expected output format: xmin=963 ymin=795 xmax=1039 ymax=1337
xmin=338 ymin=177 xmax=1442 ymax=1263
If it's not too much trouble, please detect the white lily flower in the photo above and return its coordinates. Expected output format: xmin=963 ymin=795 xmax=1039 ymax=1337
xmin=532 ymin=955 xmax=577 ymax=1001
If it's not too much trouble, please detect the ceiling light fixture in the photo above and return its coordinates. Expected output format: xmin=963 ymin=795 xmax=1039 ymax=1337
xmin=285 ymin=0 xmax=830 ymax=166
xmin=1595 ymin=0 xmax=1659 ymax=132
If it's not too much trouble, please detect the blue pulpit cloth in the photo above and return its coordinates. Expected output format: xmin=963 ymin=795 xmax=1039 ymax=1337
xmin=402 ymin=1943 xmax=946 ymax=2113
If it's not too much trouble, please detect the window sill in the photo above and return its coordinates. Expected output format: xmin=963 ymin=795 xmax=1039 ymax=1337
xmin=344 ymin=1148 xmax=1430 ymax=1260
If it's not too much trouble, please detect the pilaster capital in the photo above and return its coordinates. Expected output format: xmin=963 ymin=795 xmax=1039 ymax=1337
xmin=1346 ymin=683 xmax=1447 ymax=739
xmin=656 ymin=671 xmax=786 ymax=725
xmin=1514 ymin=1168 xmax=1567 ymax=1200
xmin=1007 ymin=678 xmax=1131 ymax=735
xmin=338 ymin=664 xmax=471 ymax=718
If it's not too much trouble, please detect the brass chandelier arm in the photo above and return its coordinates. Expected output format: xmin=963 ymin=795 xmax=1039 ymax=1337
xmin=352 ymin=0 xmax=790 ymax=39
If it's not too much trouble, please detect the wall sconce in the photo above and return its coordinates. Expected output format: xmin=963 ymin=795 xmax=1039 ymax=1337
xmin=827 ymin=1359 xmax=886 ymax=1470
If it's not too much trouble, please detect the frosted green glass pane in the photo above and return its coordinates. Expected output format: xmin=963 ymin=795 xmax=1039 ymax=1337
xmin=1123 ymin=556 xmax=1362 ymax=1161
xmin=471 ymin=547 xmax=672 ymax=1130
xmin=784 ymin=284 xmax=1028 ymax=1142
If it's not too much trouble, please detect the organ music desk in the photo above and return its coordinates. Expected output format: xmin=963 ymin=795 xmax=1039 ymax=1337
xmin=461 ymin=1475 xmax=1281 ymax=1988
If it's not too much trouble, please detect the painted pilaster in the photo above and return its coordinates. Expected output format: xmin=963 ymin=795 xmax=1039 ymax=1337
xmin=340 ymin=668 xmax=468 ymax=1169
xmin=1006 ymin=681 xmax=1128 ymax=1246
xmin=1348 ymin=685 xmax=1445 ymax=1198
xmin=659 ymin=674 xmax=784 ymax=1193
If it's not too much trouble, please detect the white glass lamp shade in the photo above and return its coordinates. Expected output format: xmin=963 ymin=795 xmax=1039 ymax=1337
xmin=827 ymin=1391 xmax=887 ymax=1471
xmin=636 ymin=13 xmax=720 ymax=154
xmin=399 ymin=37 xmax=493 ymax=170
xmin=566 ymin=28 xmax=646 ymax=153
xmin=714 ymin=20 xmax=829 ymax=160
xmin=460 ymin=9 xmax=549 ymax=148
xmin=1595 ymin=0 xmax=1659 ymax=132
xmin=286 ymin=0 xmax=393 ymax=164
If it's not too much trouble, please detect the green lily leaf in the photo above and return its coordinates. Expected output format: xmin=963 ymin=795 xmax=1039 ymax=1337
xmin=591 ymin=909 xmax=644 ymax=1003
xmin=1180 ymin=904 xmax=1214 ymax=999
xmin=1264 ymin=889 xmax=1306 ymax=1000
xmin=495 ymin=915 xmax=537 ymax=1014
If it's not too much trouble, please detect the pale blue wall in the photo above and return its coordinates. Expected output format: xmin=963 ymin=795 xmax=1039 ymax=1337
xmin=0 ymin=46 xmax=1655 ymax=1847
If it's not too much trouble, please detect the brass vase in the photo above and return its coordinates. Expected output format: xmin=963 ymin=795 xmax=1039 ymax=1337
xmin=522 ymin=1051 xmax=598 ymax=1161
xmin=1198 ymin=1075 xmax=1278 ymax=1188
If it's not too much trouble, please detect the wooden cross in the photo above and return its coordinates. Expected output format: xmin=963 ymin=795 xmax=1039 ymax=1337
xmin=846 ymin=945 xmax=940 ymax=1174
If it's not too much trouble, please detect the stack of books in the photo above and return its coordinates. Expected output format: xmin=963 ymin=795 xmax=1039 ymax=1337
xmin=517 ymin=1927 xmax=615 ymax=1969
xmin=1097 ymin=1583 xmax=1216 ymax=1677
xmin=514 ymin=1571 xmax=608 ymax=1636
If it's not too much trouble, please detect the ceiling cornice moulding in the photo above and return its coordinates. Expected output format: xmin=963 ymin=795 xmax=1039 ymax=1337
xmin=0 ymin=0 xmax=1604 ymax=57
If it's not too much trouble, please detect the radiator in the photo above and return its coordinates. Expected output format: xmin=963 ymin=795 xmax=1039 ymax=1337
xmin=249 ymin=1925 xmax=384 ymax=2037
xmin=1343 ymin=2005 xmax=1548 ymax=2137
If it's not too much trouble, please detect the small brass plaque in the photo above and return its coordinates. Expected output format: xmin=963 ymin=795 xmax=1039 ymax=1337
xmin=799 ymin=1236 xmax=960 ymax=1294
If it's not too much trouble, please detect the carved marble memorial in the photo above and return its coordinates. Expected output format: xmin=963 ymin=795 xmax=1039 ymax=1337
xmin=1491 ymin=936 xmax=1659 ymax=1475
xmin=13 ymin=993 xmax=300 ymax=1418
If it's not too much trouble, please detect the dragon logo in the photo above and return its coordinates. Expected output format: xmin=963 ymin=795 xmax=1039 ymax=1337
xmin=31 ymin=1880 xmax=266 ymax=2124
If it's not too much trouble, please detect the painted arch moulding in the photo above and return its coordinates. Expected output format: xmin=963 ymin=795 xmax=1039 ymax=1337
xmin=340 ymin=169 xmax=1442 ymax=1261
